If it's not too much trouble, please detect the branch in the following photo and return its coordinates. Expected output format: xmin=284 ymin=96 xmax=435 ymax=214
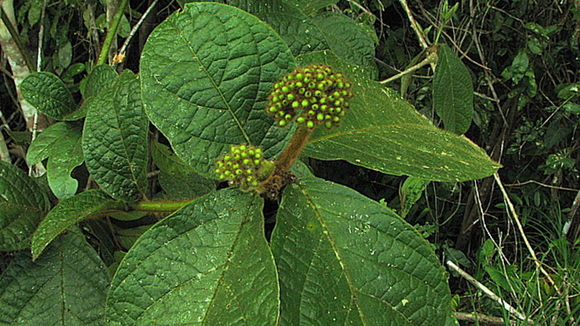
xmin=380 ymin=51 xmax=437 ymax=84
xmin=446 ymin=260 xmax=530 ymax=322
xmin=493 ymin=173 xmax=561 ymax=295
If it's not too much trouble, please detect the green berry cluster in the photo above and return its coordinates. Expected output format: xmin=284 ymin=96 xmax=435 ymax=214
xmin=214 ymin=145 xmax=274 ymax=190
xmin=266 ymin=64 xmax=353 ymax=129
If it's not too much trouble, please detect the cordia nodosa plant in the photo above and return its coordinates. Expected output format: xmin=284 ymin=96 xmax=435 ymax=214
xmin=0 ymin=2 xmax=500 ymax=325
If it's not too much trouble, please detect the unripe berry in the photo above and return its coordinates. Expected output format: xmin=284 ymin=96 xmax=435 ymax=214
xmin=266 ymin=64 xmax=353 ymax=129
xmin=214 ymin=145 xmax=274 ymax=191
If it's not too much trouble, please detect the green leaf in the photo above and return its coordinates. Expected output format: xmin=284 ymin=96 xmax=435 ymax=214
xmin=58 ymin=41 xmax=73 ymax=69
xmin=298 ymin=51 xmax=500 ymax=182
xmin=271 ymin=177 xmax=454 ymax=325
xmin=0 ymin=228 xmax=110 ymax=325
xmin=141 ymin=2 xmax=295 ymax=177
xmin=231 ymin=0 xmax=329 ymax=55
xmin=287 ymin=0 xmax=338 ymax=16
xmin=27 ymin=122 xmax=84 ymax=199
xmin=313 ymin=12 xmax=378 ymax=78
xmin=83 ymin=71 xmax=148 ymax=201
xmin=433 ymin=44 xmax=474 ymax=134
xmin=0 ymin=162 xmax=51 ymax=251
xmin=31 ymin=190 xmax=123 ymax=260
xmin=105 ymin=189 xmax=279 ymax=325
xmin=151 ymin=141 xmax=217 ymax=199
xmin=400 ymin=177 xmax=430 ymax=218
xmin=81 ymin=64 xmax=118 ymax=99
xmin=20 ymin=72 xmax=77 ymax=120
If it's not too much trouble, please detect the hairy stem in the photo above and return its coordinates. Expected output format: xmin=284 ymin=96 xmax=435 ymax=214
xmin=97 ymin=0 xmax=129 ymax=65
xmin=275 ymin=125 xmax=313 ymax=172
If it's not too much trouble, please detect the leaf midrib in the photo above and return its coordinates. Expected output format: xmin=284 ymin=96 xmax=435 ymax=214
xmin=171 ymin=17 xmax=251 ymax=145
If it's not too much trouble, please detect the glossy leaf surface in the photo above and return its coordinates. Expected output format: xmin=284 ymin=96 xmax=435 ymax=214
xmin=271 ymin=177 xmax=454 ymax=325
xmin=83 ymin=71 xmax=148 ymax=201
xmin=105 ymin=189 xmax=279 ymax=325
xmin=298 ymin=51 xmax=500 ymax=181
xmin=0 ymin=162 xmax=51 ymax=251
xmin=20 ymin=72 xmax=76 ymax=120
xmin=140 ymin=2 xmax=294 ymax=176
xmin=27 ymin=122 xmax=84 ymax=199
xmin=0 ymin=228 xmax=110 ymax=325
xmin=433 ymin=45 xmax=474 ymax=134
xmin=31 ymin=190 xmax=122 ymax=260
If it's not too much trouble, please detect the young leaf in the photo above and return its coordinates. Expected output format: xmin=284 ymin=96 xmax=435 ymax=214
xmin=313 ymin=12 xmax=378 ymax=78
xmin=140 ymin=2 xmax=295 ymax=176
xmin=20 ymin=72 xmax=77 ymax=120
xmin=433 ymin=44 xmax=474 ymax=134
xmin=400 ymin=176 xmax=430 ymax=218
xmin=0 ymin=162 xmax=51 ymax=251
xmin=26 ymin=121 xmax=84 ymax=199
xmin=105 ymin=189 xmax=279 ymax=325
xmin=271 ymin=177 xmax=454 ymax=325
xmin=0 ymin=228 xmax=110 ymax=325
xmin=31 ymin=190 xmax=123 ymax=260
xmin=298 ymin=51 xmax=500 ymax=182
xmin=83 ymin=71 xmax=148 ymax=201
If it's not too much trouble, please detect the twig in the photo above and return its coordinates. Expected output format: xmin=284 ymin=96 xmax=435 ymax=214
xmin=455 ymin=312 xmax=512 ymax=325
xmin=504 ymin=180 xmax=578 ymax=192
xmin=493 ymin=173 xmax=562 ymax=296
xmin=115 ymin=0 xmax=159 ymax=62
xmin=379 ymin=51 xmax=437 ymax=84
xmin=397 ymin=0 xmax=436 ymax=72
xmin=446 ymin=260 xmax=530 ymax=322
xmin=398 ymin=0 xmax=429 ymax=49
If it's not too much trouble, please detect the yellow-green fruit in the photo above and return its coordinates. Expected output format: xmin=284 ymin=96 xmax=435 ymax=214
xmin=265 ymin=64 xmax=353 ymax=129
xmin=214 ymin=145 xmax=275 ymax=191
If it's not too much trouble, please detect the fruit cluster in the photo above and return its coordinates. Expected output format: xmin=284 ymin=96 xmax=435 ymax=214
xmin=214 ymin=145 xmax=274 ymax=190
xmin=266 ymin=64 xmax=353 ymax=129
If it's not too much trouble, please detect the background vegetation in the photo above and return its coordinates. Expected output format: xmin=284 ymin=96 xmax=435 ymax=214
xmin=0 ymin=0 xmax=577 ymax=325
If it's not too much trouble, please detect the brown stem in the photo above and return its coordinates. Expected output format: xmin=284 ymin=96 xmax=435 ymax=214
xmin=275 ymin=125 xmax=313 ymax=172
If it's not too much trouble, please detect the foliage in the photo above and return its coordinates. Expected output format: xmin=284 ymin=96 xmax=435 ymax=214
xmin=0 ymin=0 xmax=576 ymax=325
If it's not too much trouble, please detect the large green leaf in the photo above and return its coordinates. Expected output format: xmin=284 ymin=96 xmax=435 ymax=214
xmin=141 ymin=2 xmax=295 ymax=176
xmin=0 ymin=162 xmax=51 ymax=251
xmin=83 ymin=71 xmax=148 ymax=201
xmin=27 ymin=122 xmax=84 ymax=199
xmin=313 ymin=12 xmax=378 ymax=78
xmin=298 ymin=51 xmax=500 ymax=182
xmin=433 ymin=45 xmax=474 ymax=134
xmin=0 ymin=228 xmax=110 ymax=325
xmin=271 ymin=177 xmax=454 ymax=325
xmin=20 ymin=72 xmax=77 ymax=120
xmin=31 ymin=190 xmax=123 ymax=260
xmin=105 ymin=189 xmax=279 ymax=325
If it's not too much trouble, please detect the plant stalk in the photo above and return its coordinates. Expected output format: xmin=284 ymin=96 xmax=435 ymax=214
xmin=129 ymin=198 xmax=197 ymax=213
xmin=97 ymin=0 xmax=130 ymax=65
xmin=275 ymin=125 xmax=313 ymax=172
